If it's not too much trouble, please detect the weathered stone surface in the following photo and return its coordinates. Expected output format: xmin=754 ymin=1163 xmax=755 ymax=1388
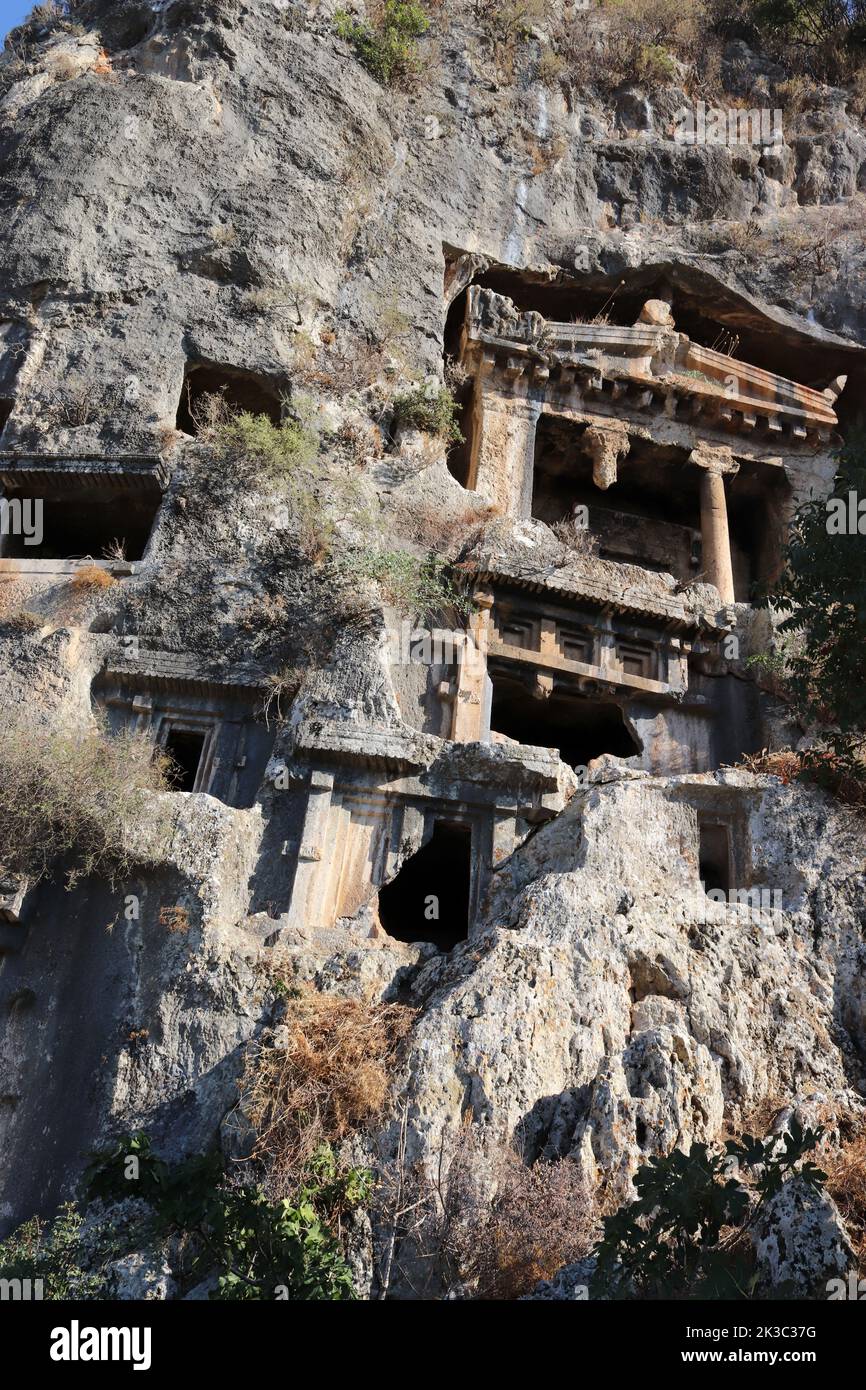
xmin=382 ymin=773 xmax=866 ymax=1193
xmin=752 ymin=1178 xmax=857 ymax=1297
xmin=0 ymin=1 xmax=865 ymax=1299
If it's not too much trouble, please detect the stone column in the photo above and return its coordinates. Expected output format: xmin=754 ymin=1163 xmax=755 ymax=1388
xmin=286 ymin=769 xmax=334 ymax=928
xmin=699 ymin=468 xmax=735 ymax=604
xmin=470 ymin=376 xmax=540 ymax=519
xmin=690 ymin=447 xmax=738 ymax=605
xmin=451 ymin=588 xmax=493 ymax=742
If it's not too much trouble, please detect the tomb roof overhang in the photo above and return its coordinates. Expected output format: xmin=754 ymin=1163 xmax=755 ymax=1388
xmin=293 ymin=718 xmax=570 ymax=795
xmin=464 ymin=287 xmax=840 ymax=445
xmin=0 ymin=453 xmax=170 ymax=494
xmin=474 ymin=565 xmax=732 ymax=635
xmin=101 ymin=649 xmax=268 ymax=697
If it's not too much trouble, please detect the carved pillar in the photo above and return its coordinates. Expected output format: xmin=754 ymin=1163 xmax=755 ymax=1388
xmin=690 ymin=447 xmax=738 ymax=605
xmin=451 ymin=588 xmax=493 ymax=742
xmin=594 ymin=611 xmax=617 ymax=676
xmin=533 ymin=616 xmax=557 ymax=698
xmin=584 ymin=422 xmax=631 ymax=490
xmin=286 ymin=770 xmax=334 ymax=928
xmin=469 ymin=383 xmax=541 ymax=519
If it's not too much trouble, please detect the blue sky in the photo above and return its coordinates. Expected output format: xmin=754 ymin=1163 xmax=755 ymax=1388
xmin=0 ymin=2 xmax=38 ymax=41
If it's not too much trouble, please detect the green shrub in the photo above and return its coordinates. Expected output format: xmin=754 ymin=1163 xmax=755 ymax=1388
xmin=392 ymin=382 xmax=463 ymax=443
xmin=750 ymin=0 xmax=863 ymax=48
xmin=342 ymin=547 xmax=471 ymax=620
xmin=0 ymin=1203 xmax=103 ymax=1300
xmin=592 ymin=1119 xmax=827 ymax=1299
xmin=193 ymin=393 xmax=334 ymax=562
xmin=763 ymin=437 xmax=866 ymax=780
xmin=598 ymin=0 xmax=701 ymax=87
xmin=209 ymin=410 xmax=317 ymax=481
xmin=85 ymin=1132 xmax=366 ymax=1300
xmin=637 ymin=42 xmax=678 ymax=80
xmin=0 ymin=713 xmax=173 ymax=888
xmin=334 ymin=1 xmax=430 ymax=87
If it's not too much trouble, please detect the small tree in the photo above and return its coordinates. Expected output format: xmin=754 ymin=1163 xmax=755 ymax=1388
xmin=0 ymin=714 xmax=173 ymax=888
xmin=592 ymin=1120 xmax=827 ymax=1299
xmin=764 ymin=438 xmax=866 ymax=777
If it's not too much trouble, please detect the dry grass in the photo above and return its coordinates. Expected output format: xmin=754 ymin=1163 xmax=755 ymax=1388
xmin=735 ymin=748 xmax=866 ymax=809
xmin=723 ymin=1090 xmax=789 ymax=1143
xmin=376 ymin=1117 xmax=598 ymax=1299
xmin=243 ymin=986 xmax=414 ymax=1194
xmin=293 ymin=330 xmax=389 ymax=394
xmin=391 ymin=496 xmax=496 ymax=556
xmin=260 ymin=664 xmax=302 ymax=728
xmin=526 ymin=133 xmax=568 ymax=176
xmin=735 ymin=748 xmax=804 ymax=784
xmin=0 ymin=608 xmax=42 ymax=633
xmin=0 ymin=711 xmax=173 ymax=888
xmin=159 ymin=905 xmax=190 ymax=934
xmin=550 ymin=516 xmax=601 ymax=559
xmin=466 ymin=1145 xmax=597 ymax=1298
xmin=824 ymin=1130 xmax=866 ymax=1269
xmin=723 ymin=1099 xmax=866 ymax=1269
xmin=70 ymin=564 xmax=115 ymax=593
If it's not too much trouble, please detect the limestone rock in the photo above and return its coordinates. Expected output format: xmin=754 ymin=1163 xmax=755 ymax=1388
xmin=752 ymin=1178 xmax=857 ymax=1297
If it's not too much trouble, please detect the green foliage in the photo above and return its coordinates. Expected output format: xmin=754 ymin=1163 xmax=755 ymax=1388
xmin=342 ymin=547 xmax=471 ymax=620
xmin=202 ymin=1182 xmax=359 ymax=1301
xmin=0 ymin=712 xmax=173 ymax=888
xmin=334 ymin=1 xmax=430 ymax=86
xmin=392 ymin=382 xmax=463 ymax=443
xmin=764 ymin=438 xmax=866 ymax=775
xmin=596 ymin=0 xmax=701 ymax=88
xmin=737 ymin=0 xmax=866 ymax=78
xmin=210 ymin=409 xmax=318 ymax=482
xmin=592 ymin=1119 xmax=826 ymax=1300
xmin=196 ymin=396 xmax=337 ymax=563
xmin=637 ymin=42 xmax=678 ymax=80
xmin=84 ymin=1131 xmax=366 ymax=1301
xmin=750 ymin=0 xmax=866 ymax=48
xmin=0 ymin=1203 xmax=103 ymax=1300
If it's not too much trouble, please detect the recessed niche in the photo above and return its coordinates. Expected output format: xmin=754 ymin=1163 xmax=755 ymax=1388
xmin=698 ymin=820 xmax=732 ymax=895
xmin=490 ymin=671 xmax=641 ymax=769
xmin=163 ymin=726 xmax=208 ymax=793
xmin=0 ymin=484 xmax=159 ymax=561
xmin=176 ymin=365 xmax=283 ymax=434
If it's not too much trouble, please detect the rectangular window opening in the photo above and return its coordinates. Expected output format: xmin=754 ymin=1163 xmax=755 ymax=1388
xmin=163 ymin=728 xmax=207 ymax=793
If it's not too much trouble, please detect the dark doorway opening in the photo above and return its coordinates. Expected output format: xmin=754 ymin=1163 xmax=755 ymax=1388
xmin=490 ymin=672 xmax=641 ymax=769
xmin=378 ymin=821 xmax=472 ymax=952
xmin=0 ymin=486 xmax=159 ymax=561
xmin=176 ymin=365 xmax=283 ymax=434
xmin=698 ymin=821 xmax=731 ymax=895
xmin=164 ymin=728 xmax=207 ymax=793
xmin=727 ymin=461 xmax=791 ymax=602
xmin=442 ymin=287 xmax=476 ymax=488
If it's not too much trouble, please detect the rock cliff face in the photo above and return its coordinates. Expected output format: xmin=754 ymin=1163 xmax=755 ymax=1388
xmin=0 ymin=0 xmax=864 ymax=1297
